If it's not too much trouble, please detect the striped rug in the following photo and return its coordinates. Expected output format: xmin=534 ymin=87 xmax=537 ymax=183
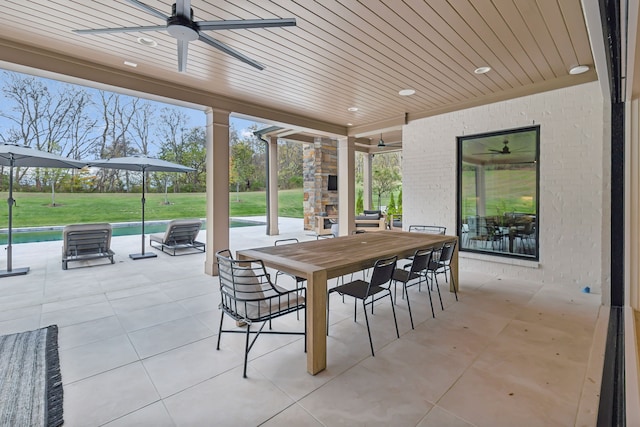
xmin=0 ymin=325 xmax=63 ymax=426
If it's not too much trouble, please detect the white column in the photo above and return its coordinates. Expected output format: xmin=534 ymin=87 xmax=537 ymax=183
xmin=337 ymin=136 xmax=356 ymax=236
xmin=204 ymin=108 xmax=230 ymax=276
xmin=363 ymin=153 xmax=373 ymax=210
xmin=268 ymin=136 xmax=279 ymax=235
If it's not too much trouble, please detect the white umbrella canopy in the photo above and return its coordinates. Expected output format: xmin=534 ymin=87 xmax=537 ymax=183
xmin=0 ymin=144 xmax=87 ymax=277
xmin=89 ymin=156 xmax=196 ymax=173
xmin=89 ymin=156 xmax=195 ymax=260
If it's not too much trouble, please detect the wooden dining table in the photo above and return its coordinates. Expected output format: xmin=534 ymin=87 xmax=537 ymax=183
xmin=236 ymin=230 xmax=458 ymax=375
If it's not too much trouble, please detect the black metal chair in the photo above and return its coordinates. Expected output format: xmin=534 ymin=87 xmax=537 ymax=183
xmin=514 ymin=222 xmax=536 ymax=254
xmin=215 ymin=249 xmax=306 ymax=378
xmin=427 ymin=241 xmax=458 ymax=306
xmin=327 ymin=255 xmax=398 ymax=356
xmin=392 ymin=248 xmax=435 ymax=328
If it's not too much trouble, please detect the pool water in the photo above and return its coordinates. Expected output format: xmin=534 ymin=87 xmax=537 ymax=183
xmin=0 ymin=219 xmax=266 ymax=245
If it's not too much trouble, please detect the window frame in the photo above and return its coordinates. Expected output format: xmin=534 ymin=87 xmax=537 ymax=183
xmin=456 ymin=125 xmax=540 ymax=261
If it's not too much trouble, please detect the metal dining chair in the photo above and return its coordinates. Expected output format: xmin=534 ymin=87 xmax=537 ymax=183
xmin=392 ymin=248 xmax=435 ymax=328
xmin=327 ymin=255 xmax=398 ymax=356
xmin=215 ymin=249 xmax=306 ymax=378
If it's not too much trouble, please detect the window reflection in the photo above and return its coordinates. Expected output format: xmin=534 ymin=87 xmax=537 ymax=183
xmin=457 ymin=126 xmax=539 ymax=260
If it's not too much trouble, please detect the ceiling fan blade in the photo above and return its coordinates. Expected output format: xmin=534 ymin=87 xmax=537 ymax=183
xmin=126 ymin=0 xmax=169 ymax=21
xmin=198 ymin=33 xmax=265 ymax=70
xmin=73 ymin=25 xmax=166 ymax=35
xmin=197 ymin=18 xmax=297 ymax=31
xmin=177 ymin=39 xmax=189 ymax=72
xmin=174 ymin=0 xmax=191 ymax=17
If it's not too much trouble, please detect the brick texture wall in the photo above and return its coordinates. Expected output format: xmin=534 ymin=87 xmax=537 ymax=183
xmin=403 ymin=81 xmax=610 ymax=294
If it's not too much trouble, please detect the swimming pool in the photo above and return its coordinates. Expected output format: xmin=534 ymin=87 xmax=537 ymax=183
xmin=0 ymin=218 xmax=266 ymax=244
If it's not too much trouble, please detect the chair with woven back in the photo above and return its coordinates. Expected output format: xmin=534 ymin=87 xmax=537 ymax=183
xmin=215 ymin=249 xmax=306 ymax=377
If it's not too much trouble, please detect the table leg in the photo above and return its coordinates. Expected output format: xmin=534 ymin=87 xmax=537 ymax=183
xmin=306 ymin=269 xmax=327 ymax=374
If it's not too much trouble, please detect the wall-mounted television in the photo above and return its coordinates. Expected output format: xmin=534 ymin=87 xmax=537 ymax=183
xmin=328 ymin=174 xmax=338 ymax=191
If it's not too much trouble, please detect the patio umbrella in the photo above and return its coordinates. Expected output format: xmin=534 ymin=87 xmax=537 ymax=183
xmin=89 ymin=156 xmax=195 ymax=260
xmin=0 ymin=144 xmax=87 ymax=277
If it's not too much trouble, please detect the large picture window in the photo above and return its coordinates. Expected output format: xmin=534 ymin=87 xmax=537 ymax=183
xmin=457 ymin=126 xmax=539 ymax=260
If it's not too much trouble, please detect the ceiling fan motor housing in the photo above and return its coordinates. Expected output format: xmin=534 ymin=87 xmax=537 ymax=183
xmin=167 ymin=8 xmax=198 ymax=41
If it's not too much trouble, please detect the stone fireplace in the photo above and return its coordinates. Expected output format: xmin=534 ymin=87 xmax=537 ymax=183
xmin=303 ymin=137 xmax=338 ymax=230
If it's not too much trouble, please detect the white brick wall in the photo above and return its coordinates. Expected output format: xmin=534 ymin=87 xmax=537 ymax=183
xmin=403 ymin=81 xmax=610 ymax=294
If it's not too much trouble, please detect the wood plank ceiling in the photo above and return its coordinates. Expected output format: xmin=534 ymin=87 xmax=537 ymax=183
xmin=0 ymin=0 xmax=595 ymax=149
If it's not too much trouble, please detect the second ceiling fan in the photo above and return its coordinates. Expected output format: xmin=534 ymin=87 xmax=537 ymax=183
xmin=73 ymin=0 xmax=296 ymax=72
xmin=377 ymin=134 xmax=402 ymax=148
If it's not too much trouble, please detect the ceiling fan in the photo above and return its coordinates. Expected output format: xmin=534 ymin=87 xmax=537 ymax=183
xmin=72 ymin=0 xmax=296 ymax=72
xmin=377 ymin=134 xmax=402 ymax=148
xmin=475 ymin=139 xmax=513 ymax=155
xmin=490 ymin=139 xmax=512 ymax=154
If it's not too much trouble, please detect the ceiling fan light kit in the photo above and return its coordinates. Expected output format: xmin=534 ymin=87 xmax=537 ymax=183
xmin=73 ymin=0 xmax=296 ymax=72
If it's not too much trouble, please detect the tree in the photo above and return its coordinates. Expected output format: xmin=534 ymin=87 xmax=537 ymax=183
xmin=94 ymin=92 xmax=140 ymax=192
xmin=230 ymin=142 xmax=255 ymax=200
xmin=387 ymin=192 xmax=396 ymax=216
xmin=356 ymin=189 xmax=364 ymax=214
xmin=372 ymin=152 xmax=401 ymax=208
xmin=0 ymin=72 xmax=95 ymax=192
xmin=397 ymin=188 xmax=403 ymax=213
xmin=158 ymin=126 xmax=206 ymax=192
xmin=278 ymin=141 xmax=303 ymax=188
xmin=156 ymin=107 xmax=192 ymax=192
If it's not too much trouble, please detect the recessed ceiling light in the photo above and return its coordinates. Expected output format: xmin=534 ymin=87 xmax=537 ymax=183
xmin=474 ymin=66 xmax=491 ymax=74
xmin=569 ymin=65 xmax=589 ymax=75
xmin=398 ymin=89 xmax=415 ymax=96
xmin=137 ymin=37 xmax=157 ymax=47
xmin=347 ymin=123 xmax=353 ymax=126
xmin=347 ymin=107 xmax=358 ymax=112
xmin=124 ymin=61 xmax=138 ymax=68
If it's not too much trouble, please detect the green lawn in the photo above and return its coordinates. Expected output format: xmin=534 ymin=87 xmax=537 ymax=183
xmin=461 ymin=169 xmax=536 ymax=218
xmin=0 ymin=189 xmax=304 ymax=227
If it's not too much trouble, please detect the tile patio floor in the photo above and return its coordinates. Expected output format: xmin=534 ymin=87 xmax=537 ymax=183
xmin=0 ymin=217 xmax=605 ymax=426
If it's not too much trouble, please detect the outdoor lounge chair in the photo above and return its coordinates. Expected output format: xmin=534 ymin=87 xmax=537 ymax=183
xmin=149 ymin=219 xmax=205 ymax=256
xmin=62 ymin=223 xmax=115 ymax=270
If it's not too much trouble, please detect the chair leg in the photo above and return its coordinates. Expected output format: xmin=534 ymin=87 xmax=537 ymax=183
xmin=389 ymin=290 xmax=400 ymax=338
xmin=243 ymin=324 xmax=251 ymax=378
xmin=434 ymin=273 xmax=444 ymax=310
xmin=296 ymin=281 xmax=302 ymax=320
xmin=393 ymin=280 xmax=398 ymax=303
xmin=216 ymin=311 xmax=225 ymax=350
xmin=362 ymin=300 xmax=375 ymax=356
xmin=404 ymin=283 xmax=414 ymax=329
xmin=426 ymin=277 xmax=436 ymax=318
xmin=354 ymin=297 xmax=358 ymax=322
